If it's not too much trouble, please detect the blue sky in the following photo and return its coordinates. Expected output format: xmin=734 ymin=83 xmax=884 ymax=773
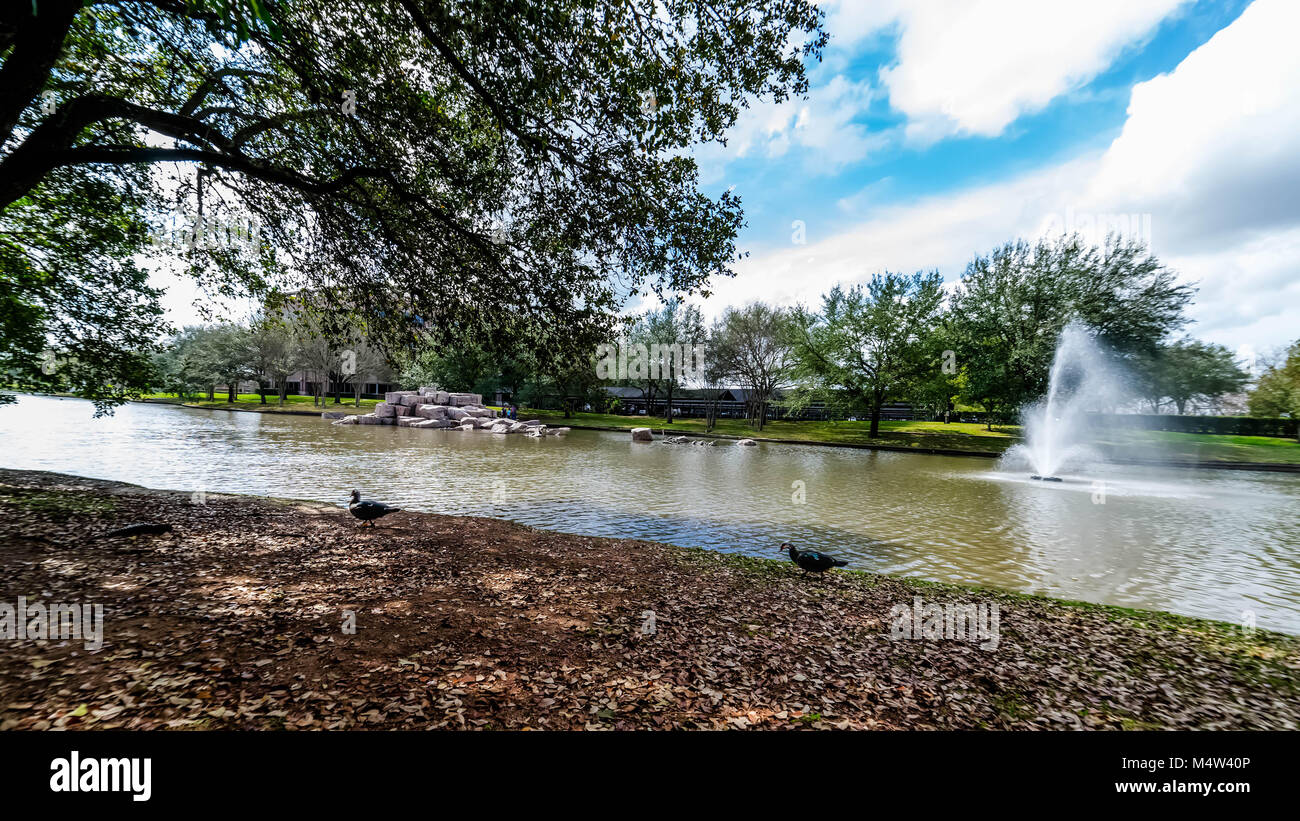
xmin=690 ymin=0 xmax=1298 ymax=362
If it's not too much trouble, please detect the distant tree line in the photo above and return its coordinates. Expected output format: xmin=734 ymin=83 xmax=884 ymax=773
xmin=92 ymin=233 xmax=1298 ymax=438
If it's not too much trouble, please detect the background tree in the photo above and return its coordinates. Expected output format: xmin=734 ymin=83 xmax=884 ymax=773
xmin=1248 ymin=340 xmax=1300 ymax=437
xmin=1134 ymin=337 xmax=1250 ymax=414
xmin=949 ymin=235 xmax=1193 ymax=425
xmin=151 ymin=326 xmax=209 ymax=399
xmin=339 ymin=337 xmax=391 ymax=407
xmin=710 ymin=302 xmax=795 ymax=431
xmin=789 ymin=272 xmax=945 ymax=437
xmin=624 ymin=300 xmax=705 ymax=424
xmin=246 ymin=314 xmax=297 ymax=405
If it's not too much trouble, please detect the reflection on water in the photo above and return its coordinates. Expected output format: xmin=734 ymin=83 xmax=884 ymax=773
xmin=3 ymin=394 xmax=1299 ymax=632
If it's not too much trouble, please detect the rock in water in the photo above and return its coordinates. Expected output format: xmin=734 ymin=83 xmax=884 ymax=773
xmin=736 ymin=438 xmax=757 ymax=446
xmin=631 ymin=427 xmax=653 ymax=442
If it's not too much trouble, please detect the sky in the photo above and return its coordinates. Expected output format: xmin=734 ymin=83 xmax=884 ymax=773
xmin=688 ymin=0 xmax=1300 ymax=365
xmin=154 ymin=0 xmax=1299 ymax=363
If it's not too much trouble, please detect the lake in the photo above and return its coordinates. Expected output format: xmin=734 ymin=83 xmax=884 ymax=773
xmin=4 ymin=393 xmax=1299 ymax=632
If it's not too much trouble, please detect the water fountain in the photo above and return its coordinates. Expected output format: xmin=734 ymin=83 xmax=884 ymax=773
xmin=1001 ymin=321 xmax=1127 ymax=480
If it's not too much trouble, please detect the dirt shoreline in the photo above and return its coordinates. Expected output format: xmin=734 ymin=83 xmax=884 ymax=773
xmin=1 ymin=468 xmax=1296 ymax=730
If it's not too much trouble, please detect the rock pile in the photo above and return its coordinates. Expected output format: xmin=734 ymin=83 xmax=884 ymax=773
xmin=330 ymin=388 xmax=569 ymax=437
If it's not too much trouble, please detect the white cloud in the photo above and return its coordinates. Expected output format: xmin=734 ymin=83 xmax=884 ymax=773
xmin=1085 ymin=0 xmax=1300 ymax=253
xmin=693 ymin=74 xmax=878 ymax=183
xmin=706 ymin=0 xmax=1300 ymax=352
xmin=823 ymin=0 xmax=1190 ymax=141
xmin=700 ymin=156 xmax=1095 ymax=313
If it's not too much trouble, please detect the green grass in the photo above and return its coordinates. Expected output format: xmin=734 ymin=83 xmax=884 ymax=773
xmin=138 ymin=392 xmax=379 ymax=414
xmin=521 ymin=409 xmax=1020 ymax=451
xmin=0 ymin=488 xmax=118 ymax=516
xmin=1093 ymin=429 xmax=1300 ymax=465
xmin=521 ymin=409 xmax=1300 ymax=464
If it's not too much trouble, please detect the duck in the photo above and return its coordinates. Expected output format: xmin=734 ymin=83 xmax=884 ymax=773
xmin=780 ymin=542 xmax=848 ymax=576
xmin=348 ymin=489 xmax=401 ymax=527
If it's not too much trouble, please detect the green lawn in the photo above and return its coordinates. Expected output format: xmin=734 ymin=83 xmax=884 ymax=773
xmin=1093 ymin=429 xmax=1300 ymax=465
xmin=521 ymin=409 xmax=1300 ymax=465
xmin=139 ymin=392 xmax=379 ymax=414
xmin=521 ymin=409 xmax=1020 ymax=452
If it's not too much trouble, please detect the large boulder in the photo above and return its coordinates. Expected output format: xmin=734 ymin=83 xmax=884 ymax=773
xmin=445 ymin=407 xmax=471 ymax=421
xmin=414 ymin=404 xmax=448 ymax=420
xmin=373 ymin=402 xmax=397 ymax=418
xmin=448 ymin=392 xmax=482 ymax=407
xmin=432 ymin=390 xmax=450 ymax=405
xmin=413 ymin=418 xmax=454 ymax=429
xmin=736 ymin=438 xmax=757 ymax=446
xmin=331 ymin=415 xmax=357 ymax=425
xmin=393 ymin=405 xmax=411 ymax=417
xmin=399 ymin=394 xmax=425 ymax=408
xmin=354 ymin=413 xmax=392 ymax=426
xmin=321 ymin=411 xmax=346 ymax=420
xmin=631 ymin=427 xmax=653 ymax=442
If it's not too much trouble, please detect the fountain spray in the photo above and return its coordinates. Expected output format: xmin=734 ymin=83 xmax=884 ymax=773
xmin=1002 ymin=321 xmax=1127 ymax=480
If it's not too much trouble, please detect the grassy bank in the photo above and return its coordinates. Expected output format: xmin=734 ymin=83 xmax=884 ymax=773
xmin=138 ymin=392 xmax=379 ymax=414
xmin=523 ymin=409 xmax=1300 ymax=465
xmin=1 ymin=468 xmax=1296 ymax=730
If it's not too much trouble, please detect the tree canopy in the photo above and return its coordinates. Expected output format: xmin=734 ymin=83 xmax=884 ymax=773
xmin=948 ymin=235 xmax=1194 ymax=423
xmin=789 ymin=272 xmax=945 ymax=436
xmin=1 ymin=0 xmax=826 ymax=407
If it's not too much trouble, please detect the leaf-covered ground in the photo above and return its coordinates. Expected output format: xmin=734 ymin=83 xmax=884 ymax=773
xmin=1 ymin=469 xmax=1297 ymax=730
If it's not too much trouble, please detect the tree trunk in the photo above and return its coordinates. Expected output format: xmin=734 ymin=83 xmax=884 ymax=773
xmin=664 ymin=386 xmax=674 ymax=424
xmin=277 ymin=380 xmax=288 ymax=406
xmin=869 ymin=402 xmax=882 ymax=438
